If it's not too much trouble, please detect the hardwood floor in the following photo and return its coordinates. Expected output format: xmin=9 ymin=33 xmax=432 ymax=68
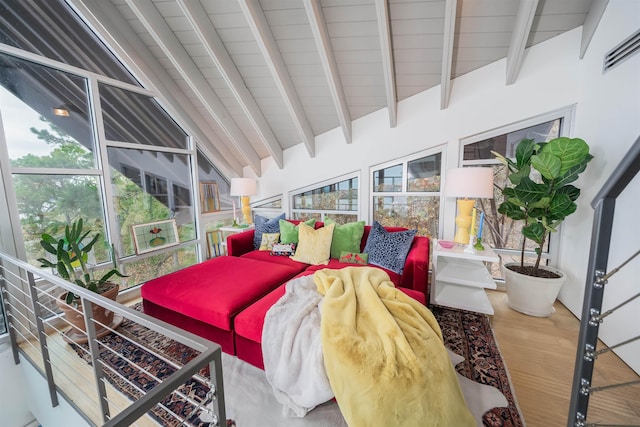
xmin=487 ymin=290 xmax=640 ymax=426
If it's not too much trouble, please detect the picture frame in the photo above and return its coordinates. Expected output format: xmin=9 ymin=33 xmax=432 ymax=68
xmin=131 ymin=219 xmax=180 ymax=255
xmin=200 ymin=181 xmax=220 ymax=213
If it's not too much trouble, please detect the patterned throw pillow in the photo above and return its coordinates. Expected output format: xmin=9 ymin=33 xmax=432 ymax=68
xmin=259 ymin=233 xmax=280 ymax=251
xmin=279 ymin=218 xmax=317 ymax=244
xmin=324 ymin=218 xmax=366 ymax=259
xmin=271 ymin=243 xmax=296 ymax=256
xmin=339 ymin=251 xmax=368 ymax=265
xmin=290 ymin=222 xmax=335 ymax=265
xmin=363 ymin=221 xmax=416 ymax=274
xmin=253 ymin=213 xmax=286 ymax=250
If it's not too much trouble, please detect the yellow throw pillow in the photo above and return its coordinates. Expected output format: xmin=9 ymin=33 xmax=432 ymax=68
xmin=291 ymin=222 xmax=335 ymax=265
xmin=259 ymin=232 xmax=280 ymax=251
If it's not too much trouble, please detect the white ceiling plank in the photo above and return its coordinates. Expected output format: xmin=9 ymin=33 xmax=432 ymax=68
xmin=177 ymin=0 xmax=284 ymax=169
xmin=67 ymin=0 xmax=243 ymax=177
xmin=124 ymin=0 xmax=262 ymax=176
xmin=580 ymin=0 xmax=609 ymax=59
xmin=506 ymin=0 xmax=539 ymax=86
xmin=304 ymin=0 xmax=352 ymax=144
xmin=238 ymin=0 xmax=316 ymax=157
xmin=440 ymin=0 xmax=457 ymax=110
xmin=375 ymin=0 xmax=397 ymax=128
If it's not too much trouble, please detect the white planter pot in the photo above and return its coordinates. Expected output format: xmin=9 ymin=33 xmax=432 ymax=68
xmin=504 ymin=263 xmax=566 ymax=317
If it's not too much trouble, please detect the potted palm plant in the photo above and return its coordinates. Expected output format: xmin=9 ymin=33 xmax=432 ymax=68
xmin=493 ymin=137 xmax=593 ymax=316
xmin=38 ymin=218 xmax=127 ymax=342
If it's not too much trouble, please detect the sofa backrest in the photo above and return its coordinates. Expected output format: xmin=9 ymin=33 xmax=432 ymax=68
xmin=286 ymin=219 xmax=410 ymax=253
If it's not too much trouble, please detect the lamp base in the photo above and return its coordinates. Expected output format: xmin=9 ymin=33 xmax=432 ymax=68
xmin=453 ymin=199 xmax=475 ymax=245
xmin=240 ymin=196 xmax=252 ymax=224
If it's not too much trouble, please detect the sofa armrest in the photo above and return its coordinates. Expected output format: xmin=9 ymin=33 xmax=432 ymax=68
xmin=399 ymin=236 xmax=430 ymax=298
xmin=227 ymin=230 xmax=255 ymax=256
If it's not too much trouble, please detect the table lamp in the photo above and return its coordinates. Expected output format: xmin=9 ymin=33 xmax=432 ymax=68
xmin=444 ymin=167 xmax=493 ymax=245
xmin=230 ymin=178 xmax=257 ymax=225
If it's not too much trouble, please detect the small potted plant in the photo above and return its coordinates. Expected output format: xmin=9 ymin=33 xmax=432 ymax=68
xmin=38 ymin=218 xmax=127 ymax=341
xmin=493 ymin=137 xmax=593 ymax=316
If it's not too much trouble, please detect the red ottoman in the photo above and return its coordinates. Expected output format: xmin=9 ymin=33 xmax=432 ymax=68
xmin=234 ymin=271 xmax=427 ymax=369
xmin=141 ymin=256 xmax=300 ymax=354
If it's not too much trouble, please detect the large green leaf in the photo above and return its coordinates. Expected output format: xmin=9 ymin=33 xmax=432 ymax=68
xmin=508 ymin=164 xmax=530 ymax=185
xmin=515 ymin=139 xmax=537 ymax=168
xmin=522 ymin=222 xmax=545 ymax=245
xmin=554 ymin=156 xmax=593 ymax=187
xmin=498 ymin=201 xmax=527 ymax=220
xmin=513 ymin=177 xmax=546 ymax=203
xmin=548 ymin=193 xmax=576 ymax=221
xmin=556 ymin=185 xmax=580 ymax=202
xmin=531 ymin=152 xmax=562 ymax=180
xmin=542 ymin=137 xmax=590 ymax=175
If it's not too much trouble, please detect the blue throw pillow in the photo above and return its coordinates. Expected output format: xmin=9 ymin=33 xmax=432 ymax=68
xmin=363 ymin=221 xmax=417 ymax=275
xmin=253 ymin=213 xmax=286 ymax=250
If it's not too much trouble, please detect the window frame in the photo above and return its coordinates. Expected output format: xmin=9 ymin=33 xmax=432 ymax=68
xmin=370 ymin=146 xmax=446 ymax=238
xmin=459 ymin=105 xmax=576 ymax=272
xmin=289 ymin=171 xmax=360 ymax=222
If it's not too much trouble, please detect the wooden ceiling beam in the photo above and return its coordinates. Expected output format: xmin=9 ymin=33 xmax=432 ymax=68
xmin=506 ymin=0 xmax=539 ymax=86
xmin=67 ymin=0 xmax=243 ymax=177
xmin=304 ymin=0 xmax=352 ymax=144
xmin=124 ymin=0 xmax=262 ymax=176
xmin=375 ymin=0 xmax=397 ymax=127
xmin=440 ymin=0 xmax=457 ymax=110
xmin=178 ymin=0 xmax=283 ymax=169
xmin=238 ymin=0 xmax=316 ymax=158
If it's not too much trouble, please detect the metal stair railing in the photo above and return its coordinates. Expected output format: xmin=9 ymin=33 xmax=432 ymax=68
xmin=568 ymin=135 xmax=640 ymax=427
xmin=0 ymin=251 xmax=226 ymax=427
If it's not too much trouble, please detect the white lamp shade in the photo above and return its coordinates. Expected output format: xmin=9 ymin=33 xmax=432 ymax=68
xmin=444 ymin=167 xmax=494 ymax=198
xmin=230 ymin=178 xmax=257 ymax=196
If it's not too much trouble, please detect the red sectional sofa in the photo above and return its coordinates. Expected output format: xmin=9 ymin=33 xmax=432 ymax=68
xmin=141 ymin=221 xmax=430 ymax=369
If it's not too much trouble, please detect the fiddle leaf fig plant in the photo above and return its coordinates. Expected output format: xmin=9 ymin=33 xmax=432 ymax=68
xmin=493 ymin=137 xmax=593 ymax=277
xmin=38 ymin=218 xmax=127 ymax=304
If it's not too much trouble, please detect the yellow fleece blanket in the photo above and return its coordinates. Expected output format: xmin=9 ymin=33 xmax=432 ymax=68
xmin=314 ymin=267 xmax=474 ymax=427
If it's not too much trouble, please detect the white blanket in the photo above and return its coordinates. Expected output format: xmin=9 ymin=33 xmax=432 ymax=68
xmin=262 ymin=275 xmax=334 ymax=417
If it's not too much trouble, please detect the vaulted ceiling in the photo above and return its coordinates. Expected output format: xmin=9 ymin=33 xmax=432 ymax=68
xmin=67 ymin=0 xmax=603 ymax=177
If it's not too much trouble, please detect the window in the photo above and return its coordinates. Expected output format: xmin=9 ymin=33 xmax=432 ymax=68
xmin=460 ymin=107 xmax=573 ymax=278
xmin=291 ymin=174 xmax=359 ymax=224
xmin=371 ymin=149 xmax=443 ymax=238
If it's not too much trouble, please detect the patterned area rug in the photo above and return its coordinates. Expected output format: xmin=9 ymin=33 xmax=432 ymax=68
xmin=432 ymin=306 xmax=525 ymax=427
xmin=70 ymin=304 xmax=234 ymax=427
xmin=71 ymin=304 xmax=523 ymax=427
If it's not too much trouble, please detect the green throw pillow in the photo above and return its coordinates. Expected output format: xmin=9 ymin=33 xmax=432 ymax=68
xmin=278 ymin=218 xmax=317 ymax=244
xmin=324 ymin=218 xmax=366 ymax=259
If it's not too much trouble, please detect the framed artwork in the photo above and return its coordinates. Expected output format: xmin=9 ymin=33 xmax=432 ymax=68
xmin=131 ymin=219 xmax=179 ymax=254
xmin=200 ymin=181 xmax=220 ymax=213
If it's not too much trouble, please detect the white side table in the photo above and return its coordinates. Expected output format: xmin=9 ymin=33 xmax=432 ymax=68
xmin=430 ymin=240 xmax=500 ymax=315
xmin=217 ymin=224 xmax=254 ymax=255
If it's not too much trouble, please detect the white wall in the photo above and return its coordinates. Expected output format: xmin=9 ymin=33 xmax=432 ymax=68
xmin=558 ymin=0 xmax=640 ymax=373
xmin=251 ymin=0 xmax=640 ymax=373
xmin=0 ymin=344 xmax=34 ymax=427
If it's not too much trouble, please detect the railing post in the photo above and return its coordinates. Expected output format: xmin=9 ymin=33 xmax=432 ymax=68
xmin=80 ymin=296 xmax=111 ymax=424
xmin=26 ymin=271 xmax=59 ymax=408
xmin=210 ymin=350 xmax=227 ymax=425
xmin=567 ymin=198 xmax=613 ymax=426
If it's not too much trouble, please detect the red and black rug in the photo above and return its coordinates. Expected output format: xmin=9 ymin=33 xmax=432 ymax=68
xmin=432 ymin=306 xmax=525 ymax=427
xmin=71 ymin=304 xmax=523 ymax=427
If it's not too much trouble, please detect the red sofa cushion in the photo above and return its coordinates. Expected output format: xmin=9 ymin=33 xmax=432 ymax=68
xmin=141 ymin=256 xmax=300 ymax=331
xmin=234 ymin=271 xmax=426 ymax=344
xmin=240 ymin=250 xmax=309 ymax=272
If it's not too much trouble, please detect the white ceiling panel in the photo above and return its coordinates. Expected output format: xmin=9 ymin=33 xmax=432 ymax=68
xmin=70 ymin=0 xmax=601 ymax=175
